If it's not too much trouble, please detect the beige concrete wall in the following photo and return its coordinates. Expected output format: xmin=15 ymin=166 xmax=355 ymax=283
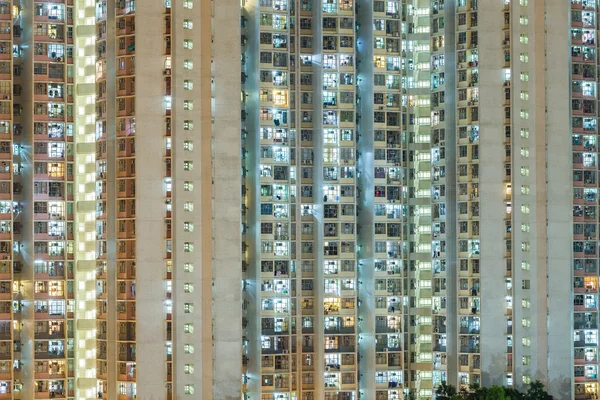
xmin=134 ymin=1 xmax=168 ymax=398
xmin=478 ymin=1 xmax=513 ymax=386
xmin=545 ymin=0 xmax=573 ymax=397
xmin=211 ymin=1 xmax=243 ymax=399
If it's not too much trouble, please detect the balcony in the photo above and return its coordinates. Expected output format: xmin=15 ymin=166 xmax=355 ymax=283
xmin=34 ymin=379 xmax=65 ymax=399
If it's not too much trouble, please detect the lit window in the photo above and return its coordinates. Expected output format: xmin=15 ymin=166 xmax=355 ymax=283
xmin=184 ymin=80 xmax=194 ymax=90
xmin=184 ymin=242 xmax=194 ymax=252
xmin=520 ymin=109 xmax=529 ymax=119
xmin=184 ymin=283 xmax=194 ymax=293
xmin=184 ymin=384 xmax=195 ymax=395
xmin=184 ymin=344 xmax=194 ymax=353
xmin=520 ymin=72 xmax=529 ymax=82
xmin=520 ymin=185 xmax=530 ymax=195
xmin=521 ymin=204 xmax=530 ymax=214
xmin=183 ymin=140 xmax=194 ymax=151
xmin=520 ymin=0 xmax=528 ymax=5
xmin=184 ymin=120 xmax=194 ymax=130
xmin=520 ymin=166 xmax=529 ymax=176
xmin=521 ymin=299 xmax=530 ymax=309
xmin=519 ymin=34 xmax=528 ymax=44
xmin=184 ymin=364 xmax=194 ymax=374
xmin=522 ymin=356 xmax=531 ymax=365
xmin=184 ymin=323 xmax=194 ymax=333
xmin=184 ymin=100 xmax=193 ymax=110
xmin=519 ymin=15 xmax=528 ymax=25
xmin=184 ymin=181 xmax=194 ymax=191
xmin=520 ymin=128 xmax=529 ymax=138
xmin=183 ymin=1 xmax=193 ymax=9
xmin=520 ymin=90 xmax=529 ymax=100
xmin=521 ymin=261 xmax=530 ymax=270
xmin=164 ymin=96 xmax=172 ymax=110
xmin=519 ymin=53 xmax=529 ymax=63
xmin=183 ymin=39 xmax=193 ymax=49
xmin=184 ymin=59 xmax=193 ymax=69
xmin=184 ymin=161 xmax=193 ymax=171
xmin=521 ymin=223 xmax=530 ymax=232
xmin=184 ymin=20 xmax=193 ymax=29
xmin=184 ymin=202 xmax=194 ymax=211
xmin=522 ymin=375 xmax=531 ymax=384
xmin=520 ymin=147 xmax=529 ymax=157
xmin=521 ymin=242 xmax=530 ymax=252
xmin=184 ymin=303 xmax=194 ymax=313
xmin=184 ymin=263 xmax=194 ymax=272
xmin=184 ymin=222 xmax=194 ymax=232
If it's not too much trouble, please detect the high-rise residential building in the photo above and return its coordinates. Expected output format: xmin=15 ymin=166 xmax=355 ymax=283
xmin=240 ymin=0 xmax=575 ymax=400
xmin=2 ymin=0 xmax=244 ymax=399
xmin=0 ymin=0 xmax=594 ymax=400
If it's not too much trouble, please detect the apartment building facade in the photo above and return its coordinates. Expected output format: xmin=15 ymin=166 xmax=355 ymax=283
xmin=0 ymin=0 xmax=244 ymax=399
xmin=241 ymin=0 xmax=574 ymax=399
xmin=0 ymin=0 xmax=589 ymax=400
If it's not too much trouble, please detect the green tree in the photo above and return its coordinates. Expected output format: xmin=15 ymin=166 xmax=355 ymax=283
xmin=525 ymin=381 xmax=553 ymax=400
xmin=436 ymin=382 xmax=458 ymax=400
xmin=485 ymin=386 xmax=507 ymax=400
xmin=437 ymin=381 xmax=553 ymax=400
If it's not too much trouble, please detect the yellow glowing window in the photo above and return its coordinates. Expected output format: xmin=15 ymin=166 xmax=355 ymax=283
xmin=47 ymin=162 xmax=63 ymax=178
xmin=374 ymin=56 xmax=385 ymax=68
xmin=273 ymin=90 xmax=287 ymax=106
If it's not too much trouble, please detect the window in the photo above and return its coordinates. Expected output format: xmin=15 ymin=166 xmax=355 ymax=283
xmin=184 ymin=283 xmax=194 ymax=293
xmin=184 ymin=80 xmax=193 ymax=90
xmin=520 ymin=53 xmax=529 ymax=63
xmin=184 ymin=161 xmax=193 ymax=171
xmin=184 ymin=242 xmax=194 ymax=252
xmin=183 ymin=20 xmax=193 ymax=29
xmin=183 ymin=0 xmax=193 ymax=9
xmin=184 ymin=303 xmax=194 ymax=313
xmin=184 ymin=120 xmax=193 ymax=130
xmin=520 ymin=147 xmax=529 ymax=157
xmin=184 ymin=384 xmax=195 ymax=395
xmin=519 ymin=34 xmax=528 ymax=44
xmin=184 ymin=100 xmax=193 ymax=110
xmin=520 ymin=90 xmax=529 ymax=100
xmin=520 ymin=166 xmax=529 ymax=176
xmin=183 ymin=140 xmax=194 ymax=151
xmin=520 ymin=72 xmax=529 ymax=82
xmin=183 ymin=39 xmax=193 ymax=49
xmin=184 ymin=222 xmax=194 ymax=232
xmin=519 ymin=15 xmax=528 ymax=25
xmin=184 ymin=364 xmax=194 ymax=374
xmin=184 ymin=181 xmax=194 ymax=191
xmin=183 ymin=59 xmax=193 ymax=69
xmin=522 ymin=280 xmax=530 ymax=290
xmin=520 ymin=128 xmax=529 ymax=138
xmin=184 ymin=263 xmax=194 ymax=272
xmin=521 ymin=185 xmax=530 ymax=195
xmin=184 ymin=201 xmax=193 ymax=211
xmin=521 ymin=204 xmax=530 ymax=214
xmin=184 ymin=323 xmax=194 ymax=333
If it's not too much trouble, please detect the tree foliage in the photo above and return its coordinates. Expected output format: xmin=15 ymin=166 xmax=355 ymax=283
xmin=435 ymin=380 xmax=553 ymax=400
